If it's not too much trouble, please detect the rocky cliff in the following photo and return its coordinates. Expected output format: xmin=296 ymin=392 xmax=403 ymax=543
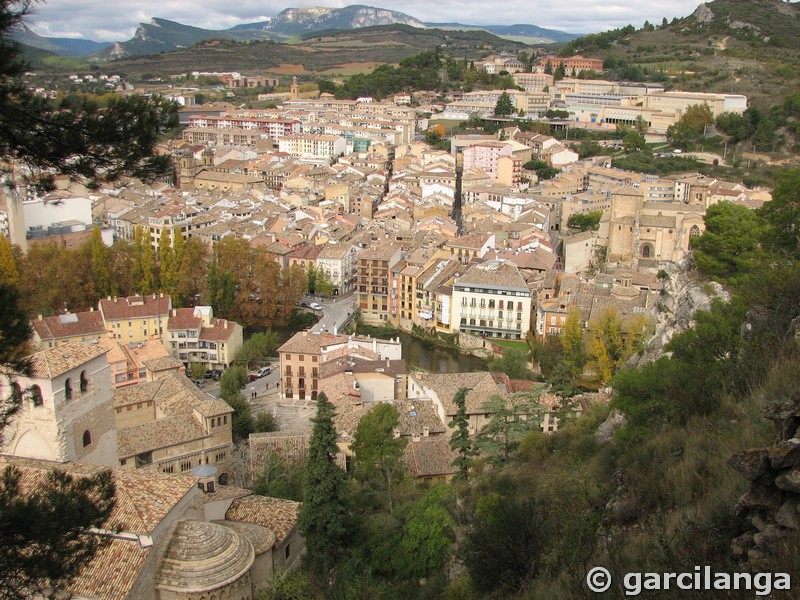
xmin=630 ymin=256 xmax=729 ymax=366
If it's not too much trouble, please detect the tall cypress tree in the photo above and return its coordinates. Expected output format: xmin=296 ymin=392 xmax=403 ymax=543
xmin=449 ymin=387 xmax=476 ymax=480
xmin=298 ymin=392 xmax=349 ymax=575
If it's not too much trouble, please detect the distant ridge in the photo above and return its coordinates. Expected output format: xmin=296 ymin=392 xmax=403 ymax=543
xmin=424 ymin=22 xmax=580 ymax=43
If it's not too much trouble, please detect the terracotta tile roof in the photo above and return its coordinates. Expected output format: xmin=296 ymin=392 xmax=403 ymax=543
xmin=165 ymin=308 xmax=200 ymax=331
xmin=411 ymin=372 xmax=504 ymax=416
xmin=118 ymin=414 xmax=208 ymax=458
xmin=67 ymin=538 xmax=149 ymax=600
xmin=226 ymin=495 xmax=301 ymax=545
xmin=31 ymin=310 xmax=106 ymax=342
xmin=396 ymin=400 xmax=446 ymax=435
xmin=454 ymin=260 xmax=528 ymax=291
xmin=0 ymin=456 xmax=198 ymax=536
xmin=403 ymin=437 xmax=458 ymax=478
xmin=28 ymin=341 xmax=109 ymax=379
xmin=278 ymin=331 xmax=349 ymax=355
xmin=199 ymin=319 xmax=238 ymax=342
xmin=142 ymin=355 xmax=185 ymax=372
xmin=98 ymin=294 xmax=172 ymax=321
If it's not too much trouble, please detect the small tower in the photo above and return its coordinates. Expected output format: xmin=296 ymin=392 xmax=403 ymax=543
xmin=290 ymin=76 xmax=299 ymax=101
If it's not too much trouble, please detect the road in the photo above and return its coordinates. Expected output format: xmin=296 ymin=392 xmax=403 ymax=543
xmin=308 ymin=293 xmax=357 ymax=335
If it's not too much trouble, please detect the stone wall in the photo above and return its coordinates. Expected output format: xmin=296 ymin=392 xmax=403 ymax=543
xmin=729 ymin=392 xmax=800 ymax=568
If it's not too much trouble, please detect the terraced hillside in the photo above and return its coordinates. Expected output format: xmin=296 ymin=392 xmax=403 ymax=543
xmin=560 ymin=0 xmax=800 ymax=108
xmin=98 ymin=25 xmax=528 ymax=80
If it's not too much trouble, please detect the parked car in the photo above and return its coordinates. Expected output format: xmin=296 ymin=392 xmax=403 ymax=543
xmin=309 ymin=302 xmax=323 ymax=311
xmin=194 ymin=379 xmax=205 ymax=388
xmin=256 ymin=366 xmax=271 ymax=378
xmin=299 ymin=301 xmax=309 ymax=308
xmin=204 ymin=369 xmax=215 ymax=379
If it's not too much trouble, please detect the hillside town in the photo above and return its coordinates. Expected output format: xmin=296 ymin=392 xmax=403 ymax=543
xmin=0 ymin=48 xmax=780 ymax=598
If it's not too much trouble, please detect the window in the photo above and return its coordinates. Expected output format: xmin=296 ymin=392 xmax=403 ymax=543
xmin=223 ymin=415 xmax=227 ymax=425
xmin=80 ymin=370 xmax=88 ymax=393
xmin=30 ymin=385 xmax=43 ymax=407
xmin=285 ymin=544 xmax=291 ymax=560
xmin=64 ymin=378 xmax=73 ymax=401
xmin=82 ymin=430 xmax=92 ymax=447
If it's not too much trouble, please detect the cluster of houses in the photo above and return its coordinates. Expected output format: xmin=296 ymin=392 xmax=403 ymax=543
xmin=1 ymin=299 xmax=302 ymax=598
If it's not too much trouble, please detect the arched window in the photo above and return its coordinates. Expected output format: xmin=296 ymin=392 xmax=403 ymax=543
xmin=82 ymin=430 xmax=92 ymax=447
xmin=65 ymin=378 xmax=73 ymax=401
xmin=30 ymin=385 xmax=43 ymax=407
xmin=689 ymin=225 xmax=701 ymax=249
xmin=80 ymin=370 xmax=89 ymax=393
xmin=641 ymin=243 xmax=653 ymax=259
xmin=11 ymin=383 xmax=22 ymax=404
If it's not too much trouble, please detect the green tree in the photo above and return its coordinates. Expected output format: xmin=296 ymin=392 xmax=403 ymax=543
xmin=394 ymin=486 xmax=454 ymax=579
xmin=475 ymin=393 xmax=542 ymax=464
xmin=188 ymin=363 xmax=206 ymax=381
xmin=0 ymin=234 xmax=19 ymax=286
xmin=488 ymin=347 xmax=536 ymax=380
xmin=314 ymin=268 xmax=335 ymax=298
xmin=157 ymin=228 xmax=174 ymax=293
xmin=759 ymin=169 xmax=800 ymax=256
xmin=175 ymin=237 xmax=208 ymax=307
xmin=254 ymin=412 xmax=278 ymax=433
xmin=0 ymin=284 xmax=32 ymax=428
xmin=559 ymin=306 xmax=586 ymax=377
xmin=0 ymin=466 xmax=116 ymax=599
xmin=567 ymin=210 xmax=603 ymax=231
xmin=298 ymin=392 xmax=350 ymax=575
xmin=0 ymin=1 xmax=177 ymax=191
xmin=523 ymin=159 xmax=560 ymax=181
xmin=252 ymin=452 xmax=304 ymax=501
xmin=89 ymin=226 xmax=110 ymax=299
xmin=306 ymin=264 xmax=317 ymax=294
xmin=352 ymin=403 xmax=407 ymax=513
xmin=693 ymin=202 xmax=766 ymax=281
xmin=459 ymin=493 xmax=553 ymax=595
xmin=494 ymin=91 xmax=515 ymax=117
xmin=224 ymin=393 xmax=255 ymax=442
xmin=448 ymin=388 xmax=476 ymax=480
xmin=219 ymin=365 xmax=247 ymax=397
xmin=133 ymin=225 xmax=155 ymax=294
xmin=234 ymin=331 xmax=279 ymax=369
xmin=622 ymin=130 xmax=646 ymax=152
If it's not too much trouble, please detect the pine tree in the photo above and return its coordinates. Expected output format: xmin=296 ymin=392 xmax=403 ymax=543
xmin=494 ymin=91 xmax=515 ymax=117
xmin=298 ymin=392 xmax=349 ymax=575
xmin=89 ymin=226 xmax=110 ymax=299
xmin=0 ymin=2 xmax=177 ymax=192
xmin=449 ymin=388 xmax=476 ymax=480
xmin=352 ymin=403 xmax=407 ymax=512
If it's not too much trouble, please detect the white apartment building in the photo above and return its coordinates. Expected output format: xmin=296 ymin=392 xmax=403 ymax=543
xmin=452 ymin=260 xmax=532 ymax=340
xmin=316 ymin=242 xmax=358 ymax=295
xmin=278 ymin=134 xmax=347 ymax=164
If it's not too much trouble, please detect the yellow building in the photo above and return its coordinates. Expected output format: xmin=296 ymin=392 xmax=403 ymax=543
xmin=98 ymin=293 xmax=172 ymax=345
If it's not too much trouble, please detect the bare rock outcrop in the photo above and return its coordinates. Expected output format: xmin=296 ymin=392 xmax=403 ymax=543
xmin=629 ymin=256 xmax=728 ymax=366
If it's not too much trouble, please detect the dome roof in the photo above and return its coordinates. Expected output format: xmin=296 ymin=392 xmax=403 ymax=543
xmin=215 ymin=520 xmax=276 ymax=555
xmin=157 ymin=520 xmax=254 ymax=593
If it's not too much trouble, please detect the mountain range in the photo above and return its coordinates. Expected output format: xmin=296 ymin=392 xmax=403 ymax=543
xmin=15 ymin=5 xmax=579 ymax=60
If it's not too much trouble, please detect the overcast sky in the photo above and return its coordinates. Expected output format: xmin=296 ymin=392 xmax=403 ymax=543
xmin=26 ymin=0 xmax=704 ymax=42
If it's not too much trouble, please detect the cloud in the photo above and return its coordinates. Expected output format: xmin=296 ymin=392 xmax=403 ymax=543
xmin=26 ymin=0 xmax=702 ymax=41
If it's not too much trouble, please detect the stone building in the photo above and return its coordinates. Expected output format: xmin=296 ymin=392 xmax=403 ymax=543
xmin=0 ymin=456 xmax=305 ymax=599
xmin=600 ymin=185 xmax=705 ymax=268
xmin=114 ymin=371 xmax=234 ymax=483
xmin=1 ymin=341 xmax=117 ymax=467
